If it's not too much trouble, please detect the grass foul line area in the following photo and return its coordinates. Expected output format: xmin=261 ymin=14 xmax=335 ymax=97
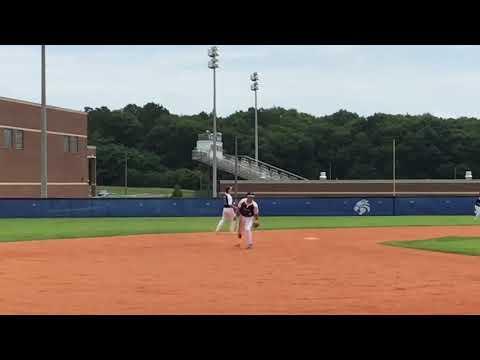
xmin=384 ymin=236 xmax=480 ymax=256
xmin=0 ymin=215 xmax=479 ymax=243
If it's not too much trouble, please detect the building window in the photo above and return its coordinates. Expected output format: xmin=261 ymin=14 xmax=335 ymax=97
xmin=15 ymin=130 xmax=24 ymax=150
xmin=2 ymin=129 xmax=13 ymax=149
xmin=69 ymin=136 xmax=75 ymax=153
xmin=70 ymin=136 xmax=79 ymax=153
xmin=64 ymin=135 xmax=80 ymax=153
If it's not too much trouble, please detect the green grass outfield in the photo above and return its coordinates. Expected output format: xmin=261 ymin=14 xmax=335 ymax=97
xmin=97 ymin=186 xmax=196 ymax=198
xmin=0 ymin=215 xmax=478 ymax=243
xmin=385 ymin=237 xmax=480 ymax=256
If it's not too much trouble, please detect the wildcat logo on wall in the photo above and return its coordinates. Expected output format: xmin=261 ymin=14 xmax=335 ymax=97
xmin=353 ymin=199 xmax=370 ymax=215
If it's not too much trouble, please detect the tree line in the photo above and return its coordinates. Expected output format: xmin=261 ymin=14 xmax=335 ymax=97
xmin=86 ymin=103 xmax=480 ymax=190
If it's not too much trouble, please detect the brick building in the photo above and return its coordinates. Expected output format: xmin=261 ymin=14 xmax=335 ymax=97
xmin=0 ymin=96 xmax=96 ymax=198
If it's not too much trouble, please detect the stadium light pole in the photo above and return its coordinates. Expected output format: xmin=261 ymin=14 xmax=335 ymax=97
xmin=40 ymin=45 xmax=48 ymax=198
xmin=250 ymin=72 xmax=259 ymax=162
xmin=208 ymin=46 xmax=219 ymax=198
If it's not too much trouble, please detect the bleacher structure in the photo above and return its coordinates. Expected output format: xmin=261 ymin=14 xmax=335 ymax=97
xmin=192 ymin=131 xmax=307 ymax=181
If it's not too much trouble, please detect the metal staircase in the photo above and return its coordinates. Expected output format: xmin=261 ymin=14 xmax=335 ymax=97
xmin=192 ymin=148 xmax=307 ymax=181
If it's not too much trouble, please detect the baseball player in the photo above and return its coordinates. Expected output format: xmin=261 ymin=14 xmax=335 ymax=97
xmin=215 ymin=186 xmax=236 ymax=233
xmin=474 ymin=194 xmax=480 ymax=220
xmin=236 ymin=192 xmax=260 ymax=250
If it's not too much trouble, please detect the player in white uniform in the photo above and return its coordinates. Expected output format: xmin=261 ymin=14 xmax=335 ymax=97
xmin=236 ymin=192 xmax=259 ymax=250
xmin=215 ymin=186 xmax=236 ymax=233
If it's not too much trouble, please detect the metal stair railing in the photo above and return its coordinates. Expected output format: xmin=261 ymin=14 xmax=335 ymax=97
xmin=193 ymin=151 xmax=259 ymax=179
xmin=238 ymin=155 xmax=308 ymax=180
xmin=222 ymin=153 xmax=267 ymax=179
xmin=192 ymin=149 xmax=307 ymax=181
xmin=194 ymin=150 xmax=269 ymax=180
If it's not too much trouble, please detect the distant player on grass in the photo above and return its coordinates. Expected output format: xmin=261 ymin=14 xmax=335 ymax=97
xmin=474 ymin=194 xmax=480 ymax=220
xmin=236 ymin=192 xmax=260 ymax=250
xmin=215 ymin=186 xmax=236 ymax=233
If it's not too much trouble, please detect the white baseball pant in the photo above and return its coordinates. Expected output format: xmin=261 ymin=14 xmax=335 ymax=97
xmin=239 ymin=215 xmax=255 ymax=246
xmin=216 ymin=208 xmax=236 ymax=232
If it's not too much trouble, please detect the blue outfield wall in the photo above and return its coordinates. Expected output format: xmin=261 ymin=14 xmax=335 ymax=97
xmin=0 ymin=196 xmax=477 ymax=218
xmin=394 ymin=197 xmax=476 ymax=216
xmin=0 ymin=198 xmax=223 ymax=218
xmin=258 ymin=198 xmax=394 ymax=216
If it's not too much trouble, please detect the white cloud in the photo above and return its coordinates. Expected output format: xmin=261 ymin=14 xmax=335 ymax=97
xmin=1 ymin=45 xmax=480 ymax=118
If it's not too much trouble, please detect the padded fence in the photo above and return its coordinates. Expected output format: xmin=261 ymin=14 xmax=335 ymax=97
xmin=394 ymin=197 xmax=476 ymax=216
xmin=0 ymin=196 xmax=476 ymax=218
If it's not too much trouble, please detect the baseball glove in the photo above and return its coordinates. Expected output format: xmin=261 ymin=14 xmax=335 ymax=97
xmin=253 ymin=221 xmax=260 ymax=229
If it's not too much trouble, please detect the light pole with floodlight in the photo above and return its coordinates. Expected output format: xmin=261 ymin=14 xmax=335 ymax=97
xmin=250 ymin=72 xmax=259 ymax=162
xmin=208 ymin=46 xmax=219 ymax=198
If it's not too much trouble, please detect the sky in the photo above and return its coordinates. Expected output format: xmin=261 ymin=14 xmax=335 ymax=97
xmin=1 ymin=45 xmax=480 ymax=118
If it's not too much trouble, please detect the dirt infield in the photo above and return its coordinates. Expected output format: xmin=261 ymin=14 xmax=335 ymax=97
xmin=1 ymin=226 xmax=480 ymax=314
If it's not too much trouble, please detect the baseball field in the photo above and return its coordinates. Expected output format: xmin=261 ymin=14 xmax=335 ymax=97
xmin=1 ymin=215 xmax=480 ymax=314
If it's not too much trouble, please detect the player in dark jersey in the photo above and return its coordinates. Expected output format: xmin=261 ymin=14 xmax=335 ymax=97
xmin=474 ymin=194 xmax=480 ymax=220
xmin=236 ymin=192 xmax=259 ymax=249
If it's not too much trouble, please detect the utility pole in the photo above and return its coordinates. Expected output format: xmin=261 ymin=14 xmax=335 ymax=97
xmin=124 ymin=152 xmax=128 ymax=195
xmin=234 ymin=136 xmax=238 ymax=200
xmin=40 ymin=45 xmax=48 ymax=198
xmin=393 ymin=139 xmax=396 ymax=196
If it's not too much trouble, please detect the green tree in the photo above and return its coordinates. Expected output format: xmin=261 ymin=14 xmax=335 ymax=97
xmin=171 ymin=185 xmax=183 ymax=198
xmin=87 ymin=101 xmax=480 ymax=185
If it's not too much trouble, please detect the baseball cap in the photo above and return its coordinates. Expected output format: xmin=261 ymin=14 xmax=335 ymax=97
xmin=246 ymin=192 xmax=255 ymax=198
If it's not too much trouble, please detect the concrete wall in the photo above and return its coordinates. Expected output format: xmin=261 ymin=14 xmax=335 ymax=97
xmin=220 ymin=180 xmax=480 ymax=197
